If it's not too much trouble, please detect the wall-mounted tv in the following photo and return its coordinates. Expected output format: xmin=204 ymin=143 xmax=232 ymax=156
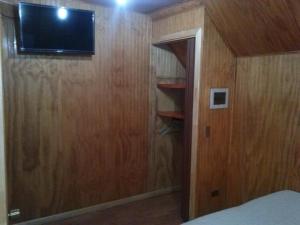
xmin=18 ymin=2 xmax=95 ymax=55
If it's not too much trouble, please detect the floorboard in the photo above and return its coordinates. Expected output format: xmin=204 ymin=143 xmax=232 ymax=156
xmin=45 ymin=193 xmax=183 ymax=225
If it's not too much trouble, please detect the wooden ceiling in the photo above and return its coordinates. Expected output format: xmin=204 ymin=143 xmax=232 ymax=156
xmin=203 ymin=0 xmax=300 ymax=56
xmin=85 ymin=0 xmax=300 ymax=56
xmin=82 ymin=0 xmax=184 ymax=13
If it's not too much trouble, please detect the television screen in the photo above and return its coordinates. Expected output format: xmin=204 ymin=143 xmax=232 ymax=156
xmin=18 ymin=2 xmax=95 ymax=55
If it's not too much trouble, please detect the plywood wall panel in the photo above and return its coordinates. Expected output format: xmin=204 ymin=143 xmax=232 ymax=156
xmin=1 ymin=0 xmax=151 ymax=222
xmin=152 ymin=7 xmax=204 ymax=41
xmin=148 ymin=45 xmax=185 ymax=191
xmin=227 ymin=53 xmax=300 ymax=206
xmin=151 ymin=0 xmax=203 ymax=20
xmin=203 ymin=0 xmax=300 ymax=56
xmin=194 ymin=14 xmax=236 ymax=216
xmin=288 ymin=121 xmax=300 ymax=191
xmin=290 ymin=123 xmax=300 ymax=190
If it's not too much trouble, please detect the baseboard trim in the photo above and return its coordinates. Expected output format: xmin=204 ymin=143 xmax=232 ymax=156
xmin=14 ymin=186 xmax=180 ymax=225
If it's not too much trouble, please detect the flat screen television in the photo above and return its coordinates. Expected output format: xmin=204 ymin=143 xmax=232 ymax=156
xmin=18 ymin=2 xmax=95 ymax=55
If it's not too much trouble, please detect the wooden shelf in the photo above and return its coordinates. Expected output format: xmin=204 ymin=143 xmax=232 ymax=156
xmin=158 ymin=111 xmax=184 ymax=120
xmin=157 ymin=83 xmax=186 ymax=90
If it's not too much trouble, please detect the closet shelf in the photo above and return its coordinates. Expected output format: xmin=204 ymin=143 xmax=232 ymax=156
xmin=157 ymin=83 xmax=186 ymax=90
xmin=158 ymin=111 xmax=184 ymax=120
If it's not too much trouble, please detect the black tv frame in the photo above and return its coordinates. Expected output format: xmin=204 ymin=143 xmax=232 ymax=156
xmin=18 ymin=2 xmax=95 ymax=55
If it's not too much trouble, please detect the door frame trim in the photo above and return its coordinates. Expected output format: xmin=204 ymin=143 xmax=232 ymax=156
xmin=152 ymin=28 xmax=203 ymax=219
xmin=0 ymin=14 xmax=8 ymax=225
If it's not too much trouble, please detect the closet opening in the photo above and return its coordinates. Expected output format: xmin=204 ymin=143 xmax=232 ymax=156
xmin=150 ymin=38 xmax=196 ymax=222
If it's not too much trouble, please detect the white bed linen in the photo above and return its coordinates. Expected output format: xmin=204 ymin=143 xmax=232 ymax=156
xmin=183 ymin=190 xmax=300 ymax=225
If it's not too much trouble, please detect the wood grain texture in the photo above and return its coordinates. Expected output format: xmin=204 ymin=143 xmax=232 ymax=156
xmin=168 ymin=41 xmax=188 ymax=68
xmin=153 ymin=29 xmax=200 ymax=46
xmin=227 ymin=53 xmax=300 ymax=207
xmin=203 ymin=0 xmax=300 ymax=56
xmin=0 ymin=12 xmax=8 ymax=225
xmin=290 ymin=116 xmax=300 ymax=190
xmin=287 ymin=0 xmax=300 ymax=28
xmin=148 ymin=45 xmax=185 ymax=192
xmin=15 ymin=187 xmax=179 ymax=225
xmin=1 ymin=0 xmax=151 ymax=222
xmin=45 ymin=193 xmax=183 ymax=225
xmin=150 ymin=0 xmax=203 ymax=20
xmin=152 ymin=6 xmax=204 ymax=41
xmin=181 ymin=38 xmax=195 ymax=221
xmin=194 ymin=14 xmax=236 ymax=216
xmin=189 ymin=28 xmax=203 ymax=219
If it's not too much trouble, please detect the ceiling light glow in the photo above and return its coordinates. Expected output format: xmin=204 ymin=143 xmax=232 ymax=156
xmin=57 ymin=7 xmax=68 ymax=20
xmin=116 ymin=0 xmax=127 ymax=6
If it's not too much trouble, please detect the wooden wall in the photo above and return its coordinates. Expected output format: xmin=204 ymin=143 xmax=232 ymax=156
xmin=0 ymin=14 xmax=7 ymax=225
xmin=152 ymin=6 xmax=204 ymax=41
xmin=151 ymin=2 xmax=300 ymax=219
xmin=2 ymin=0 xmax=299 ymax=223
xmin=151 ymin=5 xmax=238 ymax=217
xmin=194 ymin=14 xmax=236 ymax=216
xmin=1 ymin=0 xmax=152 ymax=222
xmin=227 ymin=53 xmax=300 ymax=206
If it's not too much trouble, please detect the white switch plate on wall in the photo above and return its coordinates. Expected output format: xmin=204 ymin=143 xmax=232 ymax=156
xmin=210 ymin=88 xmax=229 ymax=109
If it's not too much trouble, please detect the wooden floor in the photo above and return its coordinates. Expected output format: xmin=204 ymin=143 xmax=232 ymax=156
xmin=46 ymin=193 xmax=183 ymax=225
